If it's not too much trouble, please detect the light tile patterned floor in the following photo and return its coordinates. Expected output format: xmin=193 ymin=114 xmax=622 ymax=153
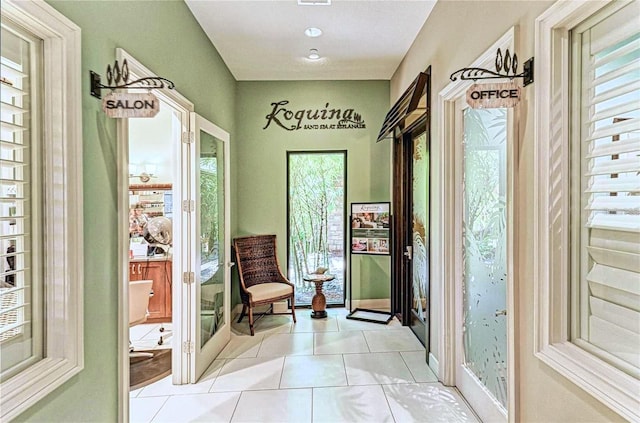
xmin=130 ymin=308 xmax=480 ymax=423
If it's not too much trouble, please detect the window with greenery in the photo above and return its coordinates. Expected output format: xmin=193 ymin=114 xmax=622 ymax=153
xmin=287 ymin=151 xmax=346 ymax=306
xmin=534 ymin=1 xmax=639 ymax=420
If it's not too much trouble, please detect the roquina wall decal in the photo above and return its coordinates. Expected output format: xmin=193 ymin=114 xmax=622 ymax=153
xmin=263 ymin=100 xmax=366 ymax=131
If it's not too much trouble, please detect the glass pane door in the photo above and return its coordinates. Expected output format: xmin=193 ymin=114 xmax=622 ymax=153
xmin=461 ymin=107 xmax=508 ymax=408
xmin=287 ymin=151 xmax=346 ymax=306
xmin=188 ymin=113 xmax=230 ymax=382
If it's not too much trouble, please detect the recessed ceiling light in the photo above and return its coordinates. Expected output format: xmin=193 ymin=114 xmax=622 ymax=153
xmin=304 ymin=27 xmax=323 ymax=38
xmin=308 ymin=49 xmax=320 ymax=60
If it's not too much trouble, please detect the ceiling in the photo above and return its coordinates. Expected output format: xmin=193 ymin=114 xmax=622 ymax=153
xmin=185 ymin=0 xmax=437 ymax=81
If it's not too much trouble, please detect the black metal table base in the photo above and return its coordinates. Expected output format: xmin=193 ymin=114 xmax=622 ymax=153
xmin=311 ymin=310 xmax=327 ymax=319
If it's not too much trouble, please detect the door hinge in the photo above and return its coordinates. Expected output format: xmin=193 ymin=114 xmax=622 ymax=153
xmin=182 ymin=341 xmax=194 ymax=354
xmin=182 ymin=131 xmax=195 ymax=144
xmin=182 ymin=200 xmax=195 ymax=212
xmin=182 ymin=271 xmax=195 ymax=284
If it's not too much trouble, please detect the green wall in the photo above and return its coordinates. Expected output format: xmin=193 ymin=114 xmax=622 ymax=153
xmin=234 ymin=81 xmax=391 ymax=304
xmin=16 ymin=2 xmax=236 ymax=421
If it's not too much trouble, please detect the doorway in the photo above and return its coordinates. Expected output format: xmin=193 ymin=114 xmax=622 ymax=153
xmin=117 ymin=50 xmax=232 ymax=422
xmin=389 ymin=69 xmax=431 ymax=349
xmin=127 ymin=103 xmax=179 ymax=389
xmin=286 ymin=151 xmax=347 ymax=307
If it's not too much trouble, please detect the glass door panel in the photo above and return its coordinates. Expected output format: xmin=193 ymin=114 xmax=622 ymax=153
xmin=462 ymin=107 xmax=508 ymax=409
xmin=410 ymin=130 xmax=429 ymax=345
xmin=198 ymin=131 xmax=224 ymax=347
xmin=188 ymin=113 xmax=230 ymax=382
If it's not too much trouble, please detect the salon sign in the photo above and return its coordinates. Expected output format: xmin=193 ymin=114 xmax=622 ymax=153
xmin=466 ymin=82 xmax=520 ymax=109
xmin=102 ymin=92 xmax=159 ymax=118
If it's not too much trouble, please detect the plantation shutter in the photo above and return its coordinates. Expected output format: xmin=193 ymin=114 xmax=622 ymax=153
xmin=580 ymin=1 xmax=640 ymax=374
xmin=1 ymin=26 xmax=33 ymax=344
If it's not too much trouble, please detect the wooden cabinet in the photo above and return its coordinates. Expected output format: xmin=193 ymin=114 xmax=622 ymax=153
xmin=129 ymin=259 xmax=172 ymax=322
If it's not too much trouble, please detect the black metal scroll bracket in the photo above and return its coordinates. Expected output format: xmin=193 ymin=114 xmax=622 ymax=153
xmin=89 ymin=58 xmax=175 ymax=99
xmin=450 ymin=48 xmax=534 ymax=87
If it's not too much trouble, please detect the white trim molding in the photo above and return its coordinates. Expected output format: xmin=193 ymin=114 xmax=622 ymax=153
xmin=0 ymin=0 xmax=83 ymax=421
xmin=533 ymin=1 xmax=640 ymax=421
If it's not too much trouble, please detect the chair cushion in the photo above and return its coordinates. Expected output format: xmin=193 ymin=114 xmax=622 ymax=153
xmin=247 ymin=282 xmax=293 ymax=302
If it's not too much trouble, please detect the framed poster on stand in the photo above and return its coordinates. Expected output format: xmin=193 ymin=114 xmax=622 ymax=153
xmin=350 ymin=202 xmax=390 ymax=255
xmin=347 ymin=202 xmax=393 ymax=324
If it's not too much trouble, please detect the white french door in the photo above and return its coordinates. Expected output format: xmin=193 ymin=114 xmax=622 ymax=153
xmin=453 ymin=95 xmax=513 ymax=423
xmin=184 ymin=113 xmax=231 ymax=382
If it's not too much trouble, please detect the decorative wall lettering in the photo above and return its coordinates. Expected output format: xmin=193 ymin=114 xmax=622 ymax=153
xmin=263 ymin=100 xmax=366 ymax=131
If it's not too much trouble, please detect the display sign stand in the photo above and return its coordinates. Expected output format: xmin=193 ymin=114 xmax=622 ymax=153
xmin=346 ymin=202 xmax=393 ymax=324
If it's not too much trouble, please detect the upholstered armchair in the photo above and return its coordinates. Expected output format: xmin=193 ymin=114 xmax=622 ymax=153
xmin=233 ymin=235 xmax=296 ymax=335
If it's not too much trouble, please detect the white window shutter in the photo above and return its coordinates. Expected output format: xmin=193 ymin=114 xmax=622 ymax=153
xmin=580 ymin=1 xmax=640 ymax=375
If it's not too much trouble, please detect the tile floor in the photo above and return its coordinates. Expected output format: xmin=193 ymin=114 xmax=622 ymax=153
xmin=130 ymin=308 xmax=480 ymax=423
xmin=130 ymin=322 xmax=173 ymax=351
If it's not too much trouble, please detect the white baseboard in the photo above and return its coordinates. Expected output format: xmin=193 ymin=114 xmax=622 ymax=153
xmin=350 ymin=298 xmax=390 ymax=310
xmin=428 ymin=352 xmax=440 ymax=379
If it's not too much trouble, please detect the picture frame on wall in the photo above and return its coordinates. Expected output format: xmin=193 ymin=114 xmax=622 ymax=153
xmin=350 ymin=202 xmax=391 ymax=255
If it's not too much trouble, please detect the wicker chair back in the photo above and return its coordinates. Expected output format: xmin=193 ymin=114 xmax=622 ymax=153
xmin=233 ymin=235 xmax=287 ymax=289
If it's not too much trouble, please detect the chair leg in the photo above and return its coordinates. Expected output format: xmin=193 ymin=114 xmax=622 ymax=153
xmin=237 ymin=304 xmax=247 ymax=323
xmin=248 ymin=306 xmax=255 ymax=336
xmin=290 ymin=295 xmax=297 ymax=323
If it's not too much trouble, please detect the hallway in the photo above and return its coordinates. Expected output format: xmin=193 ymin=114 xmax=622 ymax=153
xmin=130 ymin=309 xmax=480 ymax=422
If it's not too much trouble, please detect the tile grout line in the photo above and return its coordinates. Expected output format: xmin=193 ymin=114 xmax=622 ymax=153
xmin=278 ymin=355 xmax=287 ymax=389
xmin=227 ymin=390 xmax=243 ymax=423
xmin=398 ymin=351 xmax=418 ymax=383
xmin=146 ymin=394 xmax=171 ymax=423
xmin=341 ymin=353 xmax=349 ymax=386
xmin=380 ymin=383 xmax=399 ymax=423
xmin=361 ymin=329 xmax=372 ymax=353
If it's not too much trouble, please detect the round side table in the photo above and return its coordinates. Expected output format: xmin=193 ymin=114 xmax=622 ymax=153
xmin=302 ymin=273 xmax=335 ymax=319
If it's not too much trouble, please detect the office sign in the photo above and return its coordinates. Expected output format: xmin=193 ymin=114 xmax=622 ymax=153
xmin=102 ymin=92 xmax=159 ymax=118
xmin=466 ymin=82 xmax=520 ymax=109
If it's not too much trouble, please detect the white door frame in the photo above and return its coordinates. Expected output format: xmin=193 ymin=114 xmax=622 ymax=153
xmin=436 ymin=28 xmax=518 ymax=422
xmin=116 ymin=48 xmax=194 ymax=422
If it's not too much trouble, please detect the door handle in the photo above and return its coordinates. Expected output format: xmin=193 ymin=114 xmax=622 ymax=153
xmin=495 ymin=309 xmax=507 ymax=316
xmin=404 ymin=246 xmax=412 ymax=260
xmin=228 ymin=262 xmax=236 ymax=268
xmin=131 ymin=264 xmax=136 ymax=275
xmin=138 ymin=264 xmax=142 ymax=274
